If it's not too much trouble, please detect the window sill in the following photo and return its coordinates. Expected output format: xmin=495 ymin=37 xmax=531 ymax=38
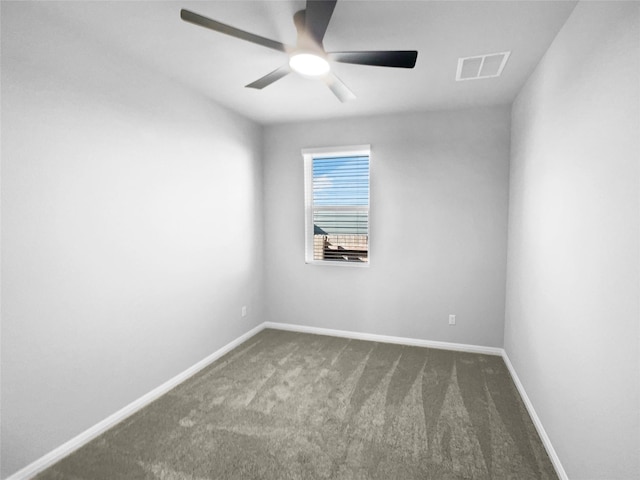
xmin=305 ymin=260 xmax=370 ymax=268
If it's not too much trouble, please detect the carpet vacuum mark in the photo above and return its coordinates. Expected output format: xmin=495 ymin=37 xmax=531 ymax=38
xmin=35 ymin=329 xmax=557 ymax=480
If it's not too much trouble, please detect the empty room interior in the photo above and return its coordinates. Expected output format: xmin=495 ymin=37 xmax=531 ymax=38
xmin=1 ymin=1 xmax=639 ymax=479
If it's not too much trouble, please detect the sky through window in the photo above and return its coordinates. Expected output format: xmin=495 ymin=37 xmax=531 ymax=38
xmin=312 ymin=156 xmax=369 ymax=207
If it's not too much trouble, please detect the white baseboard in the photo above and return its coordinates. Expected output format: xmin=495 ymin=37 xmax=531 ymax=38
xmin=501 ymin=351 xmax=569 ymax=480
xmin=6 ymin=323 xmax=266 ymax=480
xmin=264 ymin=321 xmax=503 ymax=356
xmin=8 ymin=321 xmax=565 ymax=480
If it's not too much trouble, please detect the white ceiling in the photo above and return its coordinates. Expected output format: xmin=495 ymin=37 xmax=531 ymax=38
xmin=16 ymin=0 xmax=577 ymax=125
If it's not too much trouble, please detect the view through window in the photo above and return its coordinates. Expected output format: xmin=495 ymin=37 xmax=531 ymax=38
xmin=303 ymin=146 xmax=370 ymax=265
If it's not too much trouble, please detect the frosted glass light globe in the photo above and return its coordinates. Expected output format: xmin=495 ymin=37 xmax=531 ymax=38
xmin=289 ymin=53 xmax=330 ymax=77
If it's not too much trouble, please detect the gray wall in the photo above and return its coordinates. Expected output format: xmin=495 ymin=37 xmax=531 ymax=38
xmin=263 ymin=107 xmax=510 ymax=348
xmin=0 ymin=3 xmax=264 ymax=477
xmin=505 ymin=2 xmax=640 ymax=479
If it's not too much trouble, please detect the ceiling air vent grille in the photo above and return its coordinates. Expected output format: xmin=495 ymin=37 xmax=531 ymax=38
xmin=456 ymin=51 xmax=510 ymax=81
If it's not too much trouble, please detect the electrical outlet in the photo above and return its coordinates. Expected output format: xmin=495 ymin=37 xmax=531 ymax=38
xmin=448 ymin=314 xmax=456 ymax=325
xmin=241 ymin=306 xmax=247 ymax=317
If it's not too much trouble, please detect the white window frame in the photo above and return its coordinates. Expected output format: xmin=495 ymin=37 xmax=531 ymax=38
xmin=302 ymin=145 xmax=371 ymax=267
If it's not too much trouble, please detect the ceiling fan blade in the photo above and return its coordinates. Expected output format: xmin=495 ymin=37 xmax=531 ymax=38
xmin=328 ymin=50 xmax=418 ymax=68
xmin=305 ymin=0 xmax=337 ymax=45
xmin=324 ymin=73 xmax=356 ymax=103
xmin=180 ymin=9 xmax=290 ymax=53
xmin=245 ymin=65 xmax=291 ymax=89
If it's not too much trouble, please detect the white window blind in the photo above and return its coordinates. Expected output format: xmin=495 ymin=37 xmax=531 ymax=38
xmin=303 ymin=145 xmax=370 ymax=265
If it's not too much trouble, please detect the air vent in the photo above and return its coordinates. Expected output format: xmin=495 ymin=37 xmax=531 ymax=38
xmin=456 ymin=51 xmax=510 ymax=81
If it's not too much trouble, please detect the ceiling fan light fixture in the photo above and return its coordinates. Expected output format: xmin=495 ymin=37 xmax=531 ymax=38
xmin=289 ymin=52 xmax=330 ymax=77
xmin=181 ymin=2 xmax=418 ymax=102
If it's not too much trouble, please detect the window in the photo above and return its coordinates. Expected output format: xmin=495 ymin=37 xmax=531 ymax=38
xmin=303 ymin=145 xmax=370 ymax=265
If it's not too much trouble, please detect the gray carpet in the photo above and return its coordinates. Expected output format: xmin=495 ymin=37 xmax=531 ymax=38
xmin=35 ymin=329 xmax=558 ymax=479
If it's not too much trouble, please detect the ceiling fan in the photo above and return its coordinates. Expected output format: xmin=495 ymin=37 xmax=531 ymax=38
xmin=180 ymin=0 xmax=418 ymax=102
